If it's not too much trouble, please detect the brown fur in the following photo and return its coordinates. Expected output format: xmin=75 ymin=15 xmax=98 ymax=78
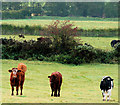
xmin=48 ymin=71 xmax=62 ymax=97
xmin=8 ymin=63 xmax=27 ymax=96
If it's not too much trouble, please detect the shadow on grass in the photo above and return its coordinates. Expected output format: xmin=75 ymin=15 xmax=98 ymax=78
xmin=17 ymin=95 xmax=27 ymax=97
xmin=109 ymin=99 xmax=116 ymax=102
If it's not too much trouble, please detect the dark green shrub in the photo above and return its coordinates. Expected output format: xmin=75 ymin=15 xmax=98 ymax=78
xmin=114 ymin=43 xmax=120 ymax=57
xmin=70 ymin=45 xmax=96 ymax=64
xmin=95 ymin=49 xmax=114 ymax=63
xmin=1 ymin=37 xmax=53 ymax=59
xmin=53 ymin=54 xmax=72 ymax=64
xmin=1 ymin=37 xmax=117 ymax=65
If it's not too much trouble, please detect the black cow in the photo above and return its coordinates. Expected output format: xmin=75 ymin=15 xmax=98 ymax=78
xmin=111 ymin=40 xmax=120 ymax=47
xmin=100 ymin=76 xmax=114 ymax=101
xmin=19 ymin=34 xmax=25 ymax=38
xmin=84 ymin=43 xmax=93 ymax=48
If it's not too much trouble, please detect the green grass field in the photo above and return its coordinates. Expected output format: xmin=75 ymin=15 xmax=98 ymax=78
xmin=1 ymin=18 xmax=119 ymax=103
xmin=2 ymin=59 xmax=118 ymax=103
xmin=1 ymin=19 xmax=118 ymax=29
xmin=30 ymin=16 xmax=118 ymax=21
xmin=1 ymin=35 xmax=118 ymax=51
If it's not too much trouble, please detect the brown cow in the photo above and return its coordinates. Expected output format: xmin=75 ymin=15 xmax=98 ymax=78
xmin=37 ymin=37 xmax=52 ymax=44
xmin=8 ymin=63 xmax=27 ymax=96
xmin=48 ymin=71 xmax=62 ymax=97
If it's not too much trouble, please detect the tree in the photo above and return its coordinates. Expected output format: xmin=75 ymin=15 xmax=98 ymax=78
xmin=44 ymin=2 xmax=69 ymax=17
xmin=2 ymin=2 xmax=119 ymax=18
xmin=104 ymin=2 xmax=118 ymax=18
xmin=87 ymin=2 xmax=105 ymax=17
xmin=2 ymin=2 xmax=23 ymax=11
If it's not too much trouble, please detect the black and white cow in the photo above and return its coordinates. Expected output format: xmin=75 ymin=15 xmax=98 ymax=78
xmin=100 ymin=76 xmax=114 ymax=101
xmin=111 ymin=40 xmax=120 ymax=47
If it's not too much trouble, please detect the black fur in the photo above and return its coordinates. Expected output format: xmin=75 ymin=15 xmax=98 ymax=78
xmin=100 ymin=76 xmax=114 ymax=91
xmin=111 ymin=40 xmax=120 ymax=47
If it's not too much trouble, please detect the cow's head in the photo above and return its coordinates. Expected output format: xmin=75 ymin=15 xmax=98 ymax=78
xmin=8 ymin=68 xmax=21 ymax=78
xmin=48 ymin=75 xmax=56 ymax=87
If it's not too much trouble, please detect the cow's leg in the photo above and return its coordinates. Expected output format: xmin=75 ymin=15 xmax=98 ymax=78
xmin=107 ymin=89 xmax=112 ymax=101
xmin=20 ymin=82 xmax=24 ymax=95
xmin=51 ymin=88 xmax=54 ymax=96
xmin=51 ymin=83 xmax=54 ymax=96
xmin=102 ymin=90 xmax=106 ymax=101
xmin=58 ymin=87 xmax=60 ymax=97
xmin=54 ymin=89 xmax=57 ymax=97
xmin=16 ymin=86 xmax=19 ymax=95
xmin=11 ymin=86 xmax=14 ymax=96
xmin=20 ymin=85 xmax=23 ymax=95
xmin=20 ymin=75 xmax=25 ymax=95
xmin=54 ymin=84 xmax=58 ymax=97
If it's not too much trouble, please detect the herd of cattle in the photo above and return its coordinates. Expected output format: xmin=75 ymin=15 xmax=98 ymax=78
xmin=8 ymin=63 xmax=114 ymax=101
xmin=7 ymin=36 xmax=117 ymax=101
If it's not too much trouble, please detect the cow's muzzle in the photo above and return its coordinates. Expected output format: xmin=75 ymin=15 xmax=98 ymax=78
xmin=13 ymin=75 xmax=17 ymax=78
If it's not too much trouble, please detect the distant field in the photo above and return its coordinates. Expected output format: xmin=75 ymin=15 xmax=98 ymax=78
xmin=1 ymin=19 xmax=118 ymax=29
xmin=2 ymin=59 xmax=118 ymax=103
xmin=30 ymin=16 xmax=118 ymax=21
xmin=2 ymin=16 xmax=118 ymax=21
xmin=1 ymin=35 xmax=118 ymax=51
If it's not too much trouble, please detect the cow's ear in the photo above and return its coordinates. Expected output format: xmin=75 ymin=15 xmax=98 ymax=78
xmin=8 ymin=70 xmax=12 ymax=72
xmin=48 ymin=76 xmax=51 ymax=78
xmin=18 ymin=70 xmax=21 ymax=72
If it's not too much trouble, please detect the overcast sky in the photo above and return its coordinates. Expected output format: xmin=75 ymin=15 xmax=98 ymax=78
xmin=1 ymin=0 xmax=120 ymax=2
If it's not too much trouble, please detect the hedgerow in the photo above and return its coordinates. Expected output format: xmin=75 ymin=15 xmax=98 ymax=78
xmin=1 ymin=20 xmax=119 ymax=64
xmin=1 ymin=37 xmax=119 ymax=64
xmin=2 ymin=24 xmax=118 ymax=37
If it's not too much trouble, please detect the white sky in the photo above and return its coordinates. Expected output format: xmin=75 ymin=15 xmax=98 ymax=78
xmin=1 ymin=0 xmax=120 ymax=2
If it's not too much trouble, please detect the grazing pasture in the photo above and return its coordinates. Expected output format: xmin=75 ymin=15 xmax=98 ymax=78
xmin=2 ymin=59 xmax=118 ymax=103
xmin=1 ymin=35 xmax=118 ymax=51
xmin=1 ymin=18 xmax=119 ymax=103
xmin=80 ymin=37 xmax=118 ymax=51
xmin=1 ymin=19 xmax=118 ymax=29
xmin=29 ymin=16 xmax=118 ymax=21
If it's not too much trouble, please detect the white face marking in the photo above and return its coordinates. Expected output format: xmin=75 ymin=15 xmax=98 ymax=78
xmin=102 ymin=76 xmax=109 ymax=81
xmin=12 ymin=69 xmax=18 ymax=75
